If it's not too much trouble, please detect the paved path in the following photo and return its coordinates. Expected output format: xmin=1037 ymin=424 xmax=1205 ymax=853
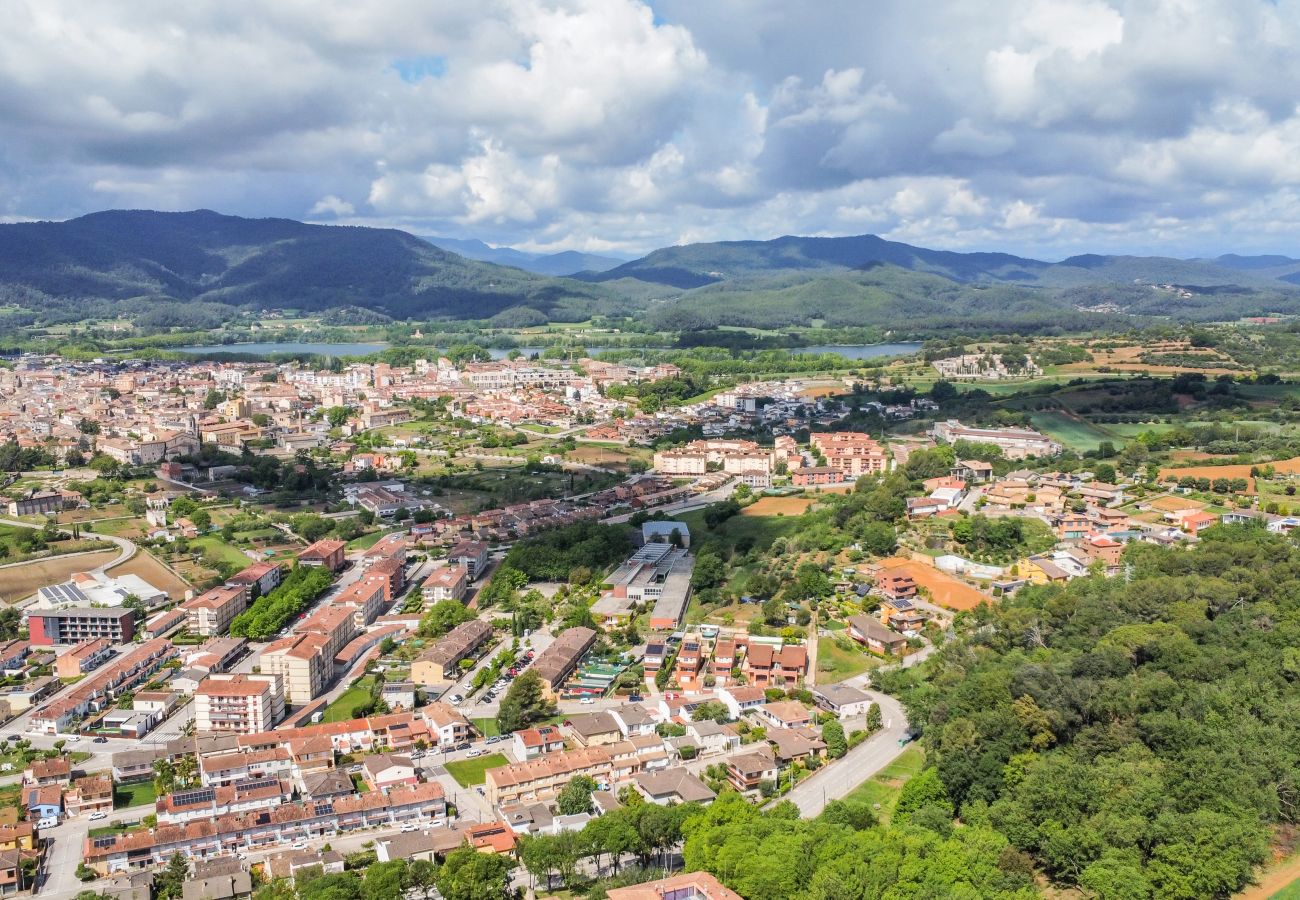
xmin=0 ymin=516 xmax=136 ymax=573
xmin=780 ymin=644 xmax=935 ymax=817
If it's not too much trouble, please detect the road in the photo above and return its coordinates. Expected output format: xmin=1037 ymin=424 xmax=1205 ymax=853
xmin=780 ymin=644 xmax=936 ymax=817
xmin=0 ymin=515 xmax=136 ymax=574
xmin=601 ymin=480 xmax=736 ymax=524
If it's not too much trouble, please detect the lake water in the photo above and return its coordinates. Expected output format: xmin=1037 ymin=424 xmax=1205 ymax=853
xmin=799 ymin=342 xmax=922 ymax=359
xmin=178 ymin=341 xmax=391 ymax=357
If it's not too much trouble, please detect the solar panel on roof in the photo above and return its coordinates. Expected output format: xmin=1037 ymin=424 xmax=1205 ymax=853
xmin=171 ymin=787 xmax=216 ymax=807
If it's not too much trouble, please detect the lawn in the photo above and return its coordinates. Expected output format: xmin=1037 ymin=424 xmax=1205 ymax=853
xmin=444 ymin=753 xmax=508 ymax=787
xmin=1273 ymin=881 xmax=1300 ymax=900
xmin=322 ymin=676 xmax=378 ymax=723
xmin=188 ymin=536 xmax=254 ymax=569
xmin=113 ymin=781 xmax=158 ymax=809
xmin=842 ymin=744 xmax=924 ymax=825
xmin=89 ymin=821 xmax=139 ymax=839
xmin=816 ymin=638 xmax=880 ymax=683
xmin=677 ymin=507 xmax=804 ymax=556
xmin=470 ymin=717 xmax=502 ymax=738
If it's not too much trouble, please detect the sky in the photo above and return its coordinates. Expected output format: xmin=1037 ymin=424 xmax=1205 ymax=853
xmin=3 ymin=0 xmax=1300 ymax=259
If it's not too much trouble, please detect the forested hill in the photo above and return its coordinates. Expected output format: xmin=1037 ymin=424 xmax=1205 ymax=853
xmin=0 ymin=209 xmax=613 ymax=320
xmin=878 ymin=524 xmax=1300 ymax=898
xmin=576 ymin=232 xmax=1300 ymax=291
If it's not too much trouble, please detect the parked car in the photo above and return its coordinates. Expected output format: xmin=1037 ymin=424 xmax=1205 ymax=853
xmin=465 ymin=748 xmax=483 ymax=758
xmin=455 ymin=742 xmax=471 ymax=751
xmin=93 ymin=737 xmax=108 ymax=744
xmin=400 ymin=822 xmax=419 ymax=833
xmin=88 ymin=812 xmax=107 ymax=821
xmin=580 ymin=696 xmax=595 ymax=705
xmin=486 ymin=735 xmax=504 ymax=744
xmin=65 ymin=735 xmax=80 ymax=743
xmin=292 ymin=842 xmax=309 ymax=851
xmin=629 ymin=694 xmax=643 ymax=702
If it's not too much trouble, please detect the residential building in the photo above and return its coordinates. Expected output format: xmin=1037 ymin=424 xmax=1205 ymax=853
xmin=757 ymin=700 xmax=813 ymax=730
xmin=28 ymin=607 xmax=135 ymax=646
xmin=410 ymin=619 xmax=493 ymax=685
xmin=485 ymin=746 xmax=614 ymax=807
xmin=54 ymin=638 xmax=113 ymax=678
xmin=606 ymin=872 xmax=741 ymax=900
xmin=422 ymin=702 xmax=471 ymax=749
xmin=226 ymin=562 xmax=284 ymax=598
xmin=811 ymin=683 xmax=874 ymax=719
xmin=182 ymin=584 xmax=251 ymax=637
xmin=297 ymin=539 xmax=346 ymax=572
xmin=531 ymin=627 xmax=596 ymax=698
xmin=725 ymin=746 xmax=778 ymax=793
xmin=194 ymin=674 xmax=285 ymax=734
xmin=741 ymin=643 xmax=807 ymax=688
xmin=421 ymin=565 xmax=468 ymax=603
xmin=447 ymin=541 xmax=490 ymax=581
xmin=260 ymin=633 xmax=332 ymax=705
xmin=632 ymin=770 xmax=716 ymax=806
xmin=847 ymin=615 xmax=908 ymax=656
xmin=512 ymin=726 xmax=566 ymax=760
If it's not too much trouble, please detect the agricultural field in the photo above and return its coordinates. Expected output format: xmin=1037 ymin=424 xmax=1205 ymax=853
xmin=741 ymin=495 xmax=817 ymax=517
xmin=0 ymin=549 xmax=119 ymax=603
xmin=107 ymin=552 xmax=193 ymax=601
xmin=1028 ymin=410 xmax=1119 ymax=452
xmin=875 ymin=557 xmax=990 ymax=611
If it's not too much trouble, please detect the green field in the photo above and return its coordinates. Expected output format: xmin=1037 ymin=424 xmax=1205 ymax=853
xmin=677 ymin=507 xmax=804 ymax=555
xmin=113 ymin=781 xmax=158 ymax=809
xmin=1028 ymin=411 xmax=1119 ymax=452
xmin=842 ymin=744 xmax=925 ymax=825
xmin=444 ymin=753 xmax=509 ymax=787
xmin=322 ymin=676 xmax=378 ymax=723
xmin=188 ymin=535 xmax=254 ymax=568
xmin=470 ymin=717 xmax=501 ymax=738
xmin=816 ymin=638 xmax=880 ymax=683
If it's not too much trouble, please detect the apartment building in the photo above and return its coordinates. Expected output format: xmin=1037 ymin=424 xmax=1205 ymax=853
xmin=182 ymin=583 xmax=251 ymax=637
xmin=421 ymin=565 xmax=468 ymax=603
xmin=332 ymin=580 xmax=385 ymax=630
xmin=83 ymin=783 xmax=448 ymax=875
xmin=364 ymin=558 xmax=405 ymax=601
xmin=27 ymin=607 xmax=135 ymax=646
xmin=484 ymin=746 xmax=613 ymax=807
xmin=421 ymin=702 xmax=471 ymax=749
xmin=447 ymin=541 xmax=490 ymax=581
xmin=260 ymin=633 xmax=332 ymax=705
xmin=531 ymin=626 xmax=596 ymax=699
xmin=297 ymin=539 xmax=347 ymax=572
xmin=226 ymin=561 xmax=284 ymax=598
xmin=53 ymin=639 xmax=112 ymax=678
xmin=810 ymin=432 xmax=890 ymax=477
xmin=194 ymin=674 xmax=285 ymax=734
xmin=411 ymin=619 xmax=493 ymax=685
xmin=297 ymin=605 xmax=358 ymax=659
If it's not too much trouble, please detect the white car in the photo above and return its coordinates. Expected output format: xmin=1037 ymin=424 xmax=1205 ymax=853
xmin=580 ymin=696 xmax=595 ymax=705
xmin=88 ymin=812 xmax=107 ymax=821
xmin=464 ymin=748 xmax=483 ymax=758
xmin=292 ymin=841 xmax=309 ymax=851
xmin=400 ymin=822 xmax=419 ymax=833
xmin=64 ymin=735 xmax=80 ymax=742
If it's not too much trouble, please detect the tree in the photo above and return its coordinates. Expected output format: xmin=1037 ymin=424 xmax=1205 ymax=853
xmin=154 ymin=854 xmax=190 ymax=900
xmin=857 ymin=521 xmax=897 ymax=556
xmin=556 ymin=775 xmax=598 ymax=815
xmin=360 ymin=861 xmax=406 ymax=900
xmin=418 ymin=600 xmax=475 ymax=638
xmin=435 ymin=845 xmax=512 ymax=900
xmin=822 ymin=719 xmax=847 ymax=759
xmin=496 ymin=670 xmax=556 ymax=733
xmin=820 ymin=799 xmax=878 ymax=830
xmin=327 ymin=406 xmax=352 ymax=427
xmin=865 ymin=703 xmax=883 ymax=733
xmin=189 ymin=508 xmax=211 ymax=531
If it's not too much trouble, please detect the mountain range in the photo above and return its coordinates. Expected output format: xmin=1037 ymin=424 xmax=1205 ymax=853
xmin=2 ymin=209 xmax=1299 ymax=332
xmin=422 ymin=236 xmax=626 ymax=276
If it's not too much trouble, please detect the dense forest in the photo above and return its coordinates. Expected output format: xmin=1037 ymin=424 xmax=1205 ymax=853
xmin=878 ymin=523 xmax=1300 ymax=899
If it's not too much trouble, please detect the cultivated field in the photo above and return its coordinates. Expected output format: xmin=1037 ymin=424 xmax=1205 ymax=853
xmin=742 ymin=496 xmax=817 ymax=517
xmin=0 ymin=549 xmax=119 ymax=603
xmin=1158 ymin=456 xmax=1300 ymax=492
xmin=1029 ymin=410 xmax=1117 ymax=452
xmin=108 ymin=552 xmax=193 ymax=600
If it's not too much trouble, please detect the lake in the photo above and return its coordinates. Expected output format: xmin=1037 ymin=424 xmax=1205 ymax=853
xmin=799 ymin=342 xmax=922 ymax=359
xmin=178 ymin=341 xmax=391 ymax=357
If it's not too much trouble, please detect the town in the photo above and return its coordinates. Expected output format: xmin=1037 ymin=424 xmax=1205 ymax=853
xmin=0 ymin=343 xmax=1286 ymax=900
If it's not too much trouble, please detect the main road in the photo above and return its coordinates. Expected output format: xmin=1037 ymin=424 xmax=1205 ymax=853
xmin=780 ymin=644 xmax=935 ymax=817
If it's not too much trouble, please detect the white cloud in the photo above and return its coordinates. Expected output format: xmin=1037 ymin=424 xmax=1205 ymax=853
xmin=1 ymin=0 xmax=1300 ymax=257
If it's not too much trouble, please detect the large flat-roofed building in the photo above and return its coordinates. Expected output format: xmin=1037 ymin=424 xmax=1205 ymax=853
xmin=602 ymin=545 xmax=694 ymax=631
xmin=194 ymin=674 xmax=285 ymax=734
xmin=531 ymin=626 xmax=596 ymax=699
xmin=930 ymin=419 xmax=1061 ymax=459
xmin=27 ymin=607 xmax=135 ymax=646
xmin=411 ymin=619 xmax=493 ymax=685
xmin=35 ymin=571 xmax=168 ymax=611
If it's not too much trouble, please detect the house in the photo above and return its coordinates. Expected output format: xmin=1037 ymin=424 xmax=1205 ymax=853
xmin=725 ymin=746 xmax=778 ymax=793
xmin=513 ymin=725 xmax=566 ymax=760
xmin=264 ymin=849 xmax=346 ymax=882
xmin=742 ymin=643 xmax=807 ymax=688
xmin=54 ymin=638 xmax=113 ymax=678
xmin=64 ymin=774 xmax=113 ymax=816
xmin=301 ymin=770 xmax=355 ymax=802
xmin=874 ymin=568 xmax=917 ymax=600
xmin=633 ymin=769 xmax=716 ymax=806
xmin=682 ymin=720 xmax=740 ymax=756
xmin=379 ymin=681 xmax=416 ymax=711
xmin=756 ymin=700 xmax=813 ymax=730
xmin=182 ymin=871 xmax=253 ymax=900
xmin=1180 ymin=510 xmax=1219 ymax=534
xmin=0 ymin=849 xmax=23 ymax=896
xmin=847 ymin=615 xmax=908 ymax=656
xmin=564 ymin=712 xmax=623 ymax=747
xmin=952 ymin=459 xmax=994 ymax=483
xmin=609 ymin=703 xmax=658 ymax=738
xmin=878 ymin=598 xmax=927 ymax=632
xmin=25 ymin=785 xmax=62 ymax=823
xmin=767 ymin=726 xmax=827 ymax=763
xmin=606 ymin=872 xmax=742 ymax=900
xmin=297 ymin=539 xmax=346 ymax=572
xmin=717 ymin=685 xmax=766 ymax=720
xmin=422 ymin=702 xmax=471 ymax=749
xmin=811 ymin=683 xmax=874 ymax=719
xmin=25 ymin=757 xmax=71 ymax=787
xmin=362 ymin=753 xmax=418 ymax=792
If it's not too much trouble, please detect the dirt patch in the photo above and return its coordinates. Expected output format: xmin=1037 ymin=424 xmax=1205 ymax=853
xmin=1158 ymin=456 xmax=1300 ymax=493
xmin=877 ymin=556 xmax=990 ymax=611
xmin=0 ymin=550 xmax=120 ymax=603
xmin=742 ymin=496 xmax=816 ymax=517
xmin=108 ymin=552 xmax=193 ymax=601
xmin=1168 ymin=450 xmax=1229 ymax=462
